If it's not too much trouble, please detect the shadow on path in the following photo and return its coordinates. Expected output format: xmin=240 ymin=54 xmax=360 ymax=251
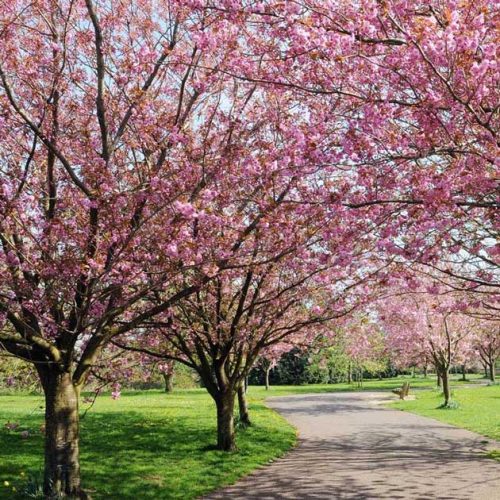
xmin=205 ymin=392 xmax=500 ymax=499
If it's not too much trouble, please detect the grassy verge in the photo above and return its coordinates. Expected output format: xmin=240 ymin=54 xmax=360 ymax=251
xmin=390 ymin=384 xmax=500 ymax=460
xmin=0 ymin=374 xmax=490 ymax=498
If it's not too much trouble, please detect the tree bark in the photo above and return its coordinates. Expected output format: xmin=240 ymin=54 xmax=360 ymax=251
xmin=347 ymin=362 xmax=352 ymax=384
xmin=441 ymin=369 xmax=451 ymax=406
xmin=437 ymin=372 xmax=442 ymax=387
xmin=489 ymin=360 xmax=496 ymax=383
xmin=265 ymin=366 xmax=271 ymax=391
xmin=237 ymin=384 xmax=251 ymax=426
xmin=461 ymin=364 xmax=467 ymax=381
xmin=216 ymin=390 xmax=237 ymax=451
xmin=423 ymin=364 xmax=428 ymax=378
xmin=163 ymin=372 xmax=174 ymax=393
xmin=39 ymin=369 xmax=86 ymax=498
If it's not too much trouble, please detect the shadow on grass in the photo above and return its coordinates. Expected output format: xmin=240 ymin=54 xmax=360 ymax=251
xmin=0 ymin=397 xmax=295 ymax=500
xmin=80 ymin=405 xmax=294 ymax=499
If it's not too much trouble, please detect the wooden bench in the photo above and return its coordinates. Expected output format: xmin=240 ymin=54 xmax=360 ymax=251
xmin=392 ymin=381 xmax=410 ymax=400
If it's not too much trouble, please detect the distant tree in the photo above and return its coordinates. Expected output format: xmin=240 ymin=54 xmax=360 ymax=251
xmin=473 ymin=323 xmax=500 ymax=383
xmin=381 ymin=289 xmax=478 ymax=406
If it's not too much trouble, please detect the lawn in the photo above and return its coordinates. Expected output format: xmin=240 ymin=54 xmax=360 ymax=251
xmin=390 ymin=384 xmax=500 ymax=442
xmin=0 ymin=374 xmax=491 ymax=498
xmin=249 ymin=372 xmax=484 ymax=397
xmin=1 ymin=389 xmax=297 ymax=499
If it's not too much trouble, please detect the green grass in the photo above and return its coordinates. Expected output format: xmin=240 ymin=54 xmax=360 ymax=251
xmin=486 ymin=449 xmax=500 ymax=461
xmin=247 ymin=372 xmax=484 ymax=397
xmin=390 ymin=384 xmax=500 ymax=456
xmin=253 ymin=379 xmax=419 ymax=395
xmin=0 ymin=374 xmax=491 ymax=498
xmin=0 ymin=389 xmax=297 ymax=499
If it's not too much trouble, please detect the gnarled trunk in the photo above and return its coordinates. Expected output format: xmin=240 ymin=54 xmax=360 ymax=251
xmin=39 ymin=369 xmax=85 ymax=498
xmin=237 ymin=384 xmax=251 ymax=426
xmin=163 ymin=372 xmax=174 ymax=393
xmin=216 ymin=390 xmax=236 ymax=451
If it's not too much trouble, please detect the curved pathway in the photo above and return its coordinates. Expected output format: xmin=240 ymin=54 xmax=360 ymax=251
xmin=206 ymin=392 xmax=500 ymax=499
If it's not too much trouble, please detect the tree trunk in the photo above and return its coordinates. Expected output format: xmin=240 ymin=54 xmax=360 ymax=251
xmin=40 ymin=369 xmax=86 ymax=498
xmin=461 ymin=364 xmax=467 ymax=381
xmin=163 ymin=372 xmax=174 ymax=393
xmin=437 ymin=372 xmax=442 ymax=387
xmin=441 ymin=369 xmax=451 ymax=406
xmin=265 ymin=366 xmax=271 ymax=391
xmin=347 ymin=362 xmax=352 ymax=384
xmin=489 ymin=361 xmax=496 ymax=383
xmin=483 ymin=362 xmax=488 ymax=378
xmin=356 ymin=367 xmax=363 ymax=388
xmin=423 ymin=364 xmax=428 ymax=378
xmin=237 ymin=384 xmax=251 ymax=426
xmin=216 ymin=390 xmax=236 ymax=451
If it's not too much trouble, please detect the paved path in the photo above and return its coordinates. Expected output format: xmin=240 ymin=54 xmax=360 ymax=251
xmin=206 ymin=392 xmax=500 ymax=499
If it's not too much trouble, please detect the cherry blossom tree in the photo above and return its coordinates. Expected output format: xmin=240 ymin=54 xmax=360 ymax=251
xmin=116 ymin=248 xmax=381 ymax=450
xmin=158 ymin=360 xmax=176 ymax=393
xmin=1 ymin=0 xmax=497 ymax=495
xmin=471 ymin=319 xmax=499 ymax=383
xmin=380 ymin=288 xmax=478 ymax=405
xmin=0 ymin=0 xmax=361 ymax=492
xmin=259 ymin=344 xmax=292 ymax=391
xmin=274 ymin=1 xmax=499 ymax=291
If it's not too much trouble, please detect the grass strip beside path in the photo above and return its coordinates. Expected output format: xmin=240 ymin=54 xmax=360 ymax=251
xmin=390 ymin=384 xmax=500 ymax=461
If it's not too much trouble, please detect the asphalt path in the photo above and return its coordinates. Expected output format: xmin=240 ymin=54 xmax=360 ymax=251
xmin=206 ymin=391 xmax=500 ymax=499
